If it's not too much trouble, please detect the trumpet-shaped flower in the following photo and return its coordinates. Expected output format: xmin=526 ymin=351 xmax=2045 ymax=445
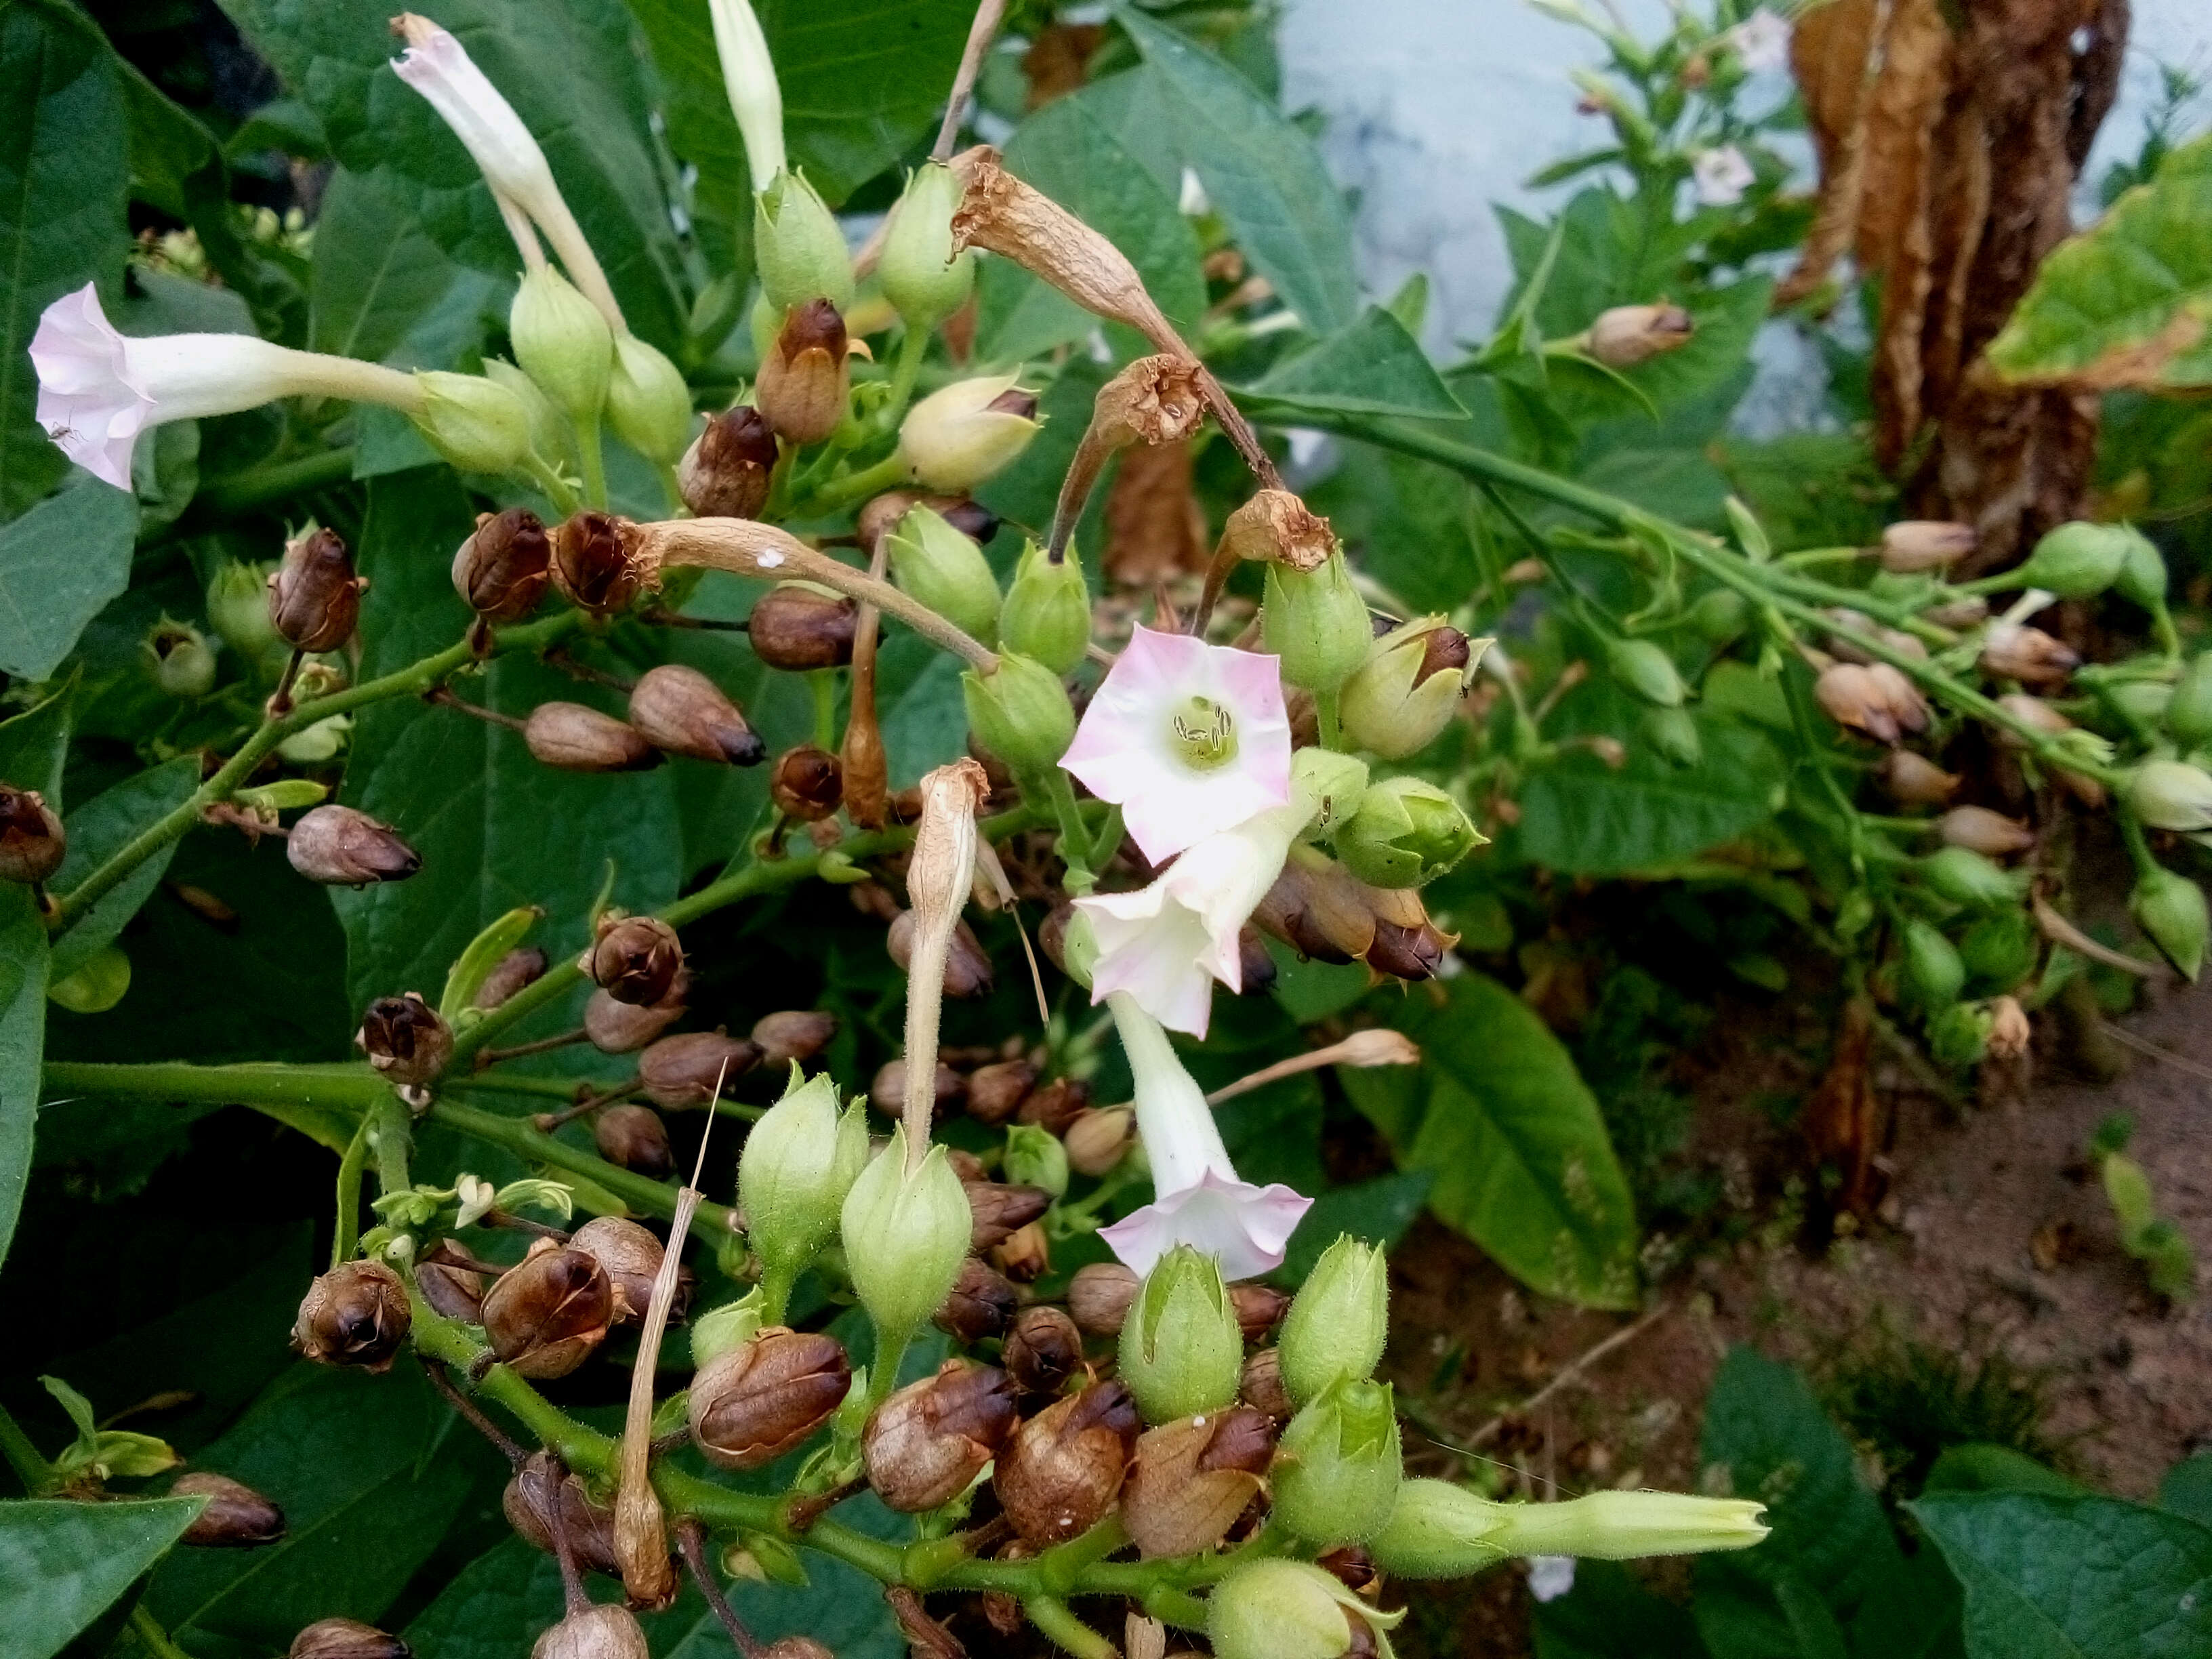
xmin=1725 ymin=10 xmax=1790 ymax=72
xmin=1097 ymin=991 xmax=1311 ymax=1280
xmin=33 ymin=285 xmax=422 ymax=491
xmin=708 ymin=0 xmax=785 ymax=192
xmin=1061 ymin=625 xmax=1293 ymax=865
xmin=1692 ymin=145 xmax=1755 ymax=207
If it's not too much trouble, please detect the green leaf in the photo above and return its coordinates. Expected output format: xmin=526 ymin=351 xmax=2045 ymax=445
xmin=1927 ymin=1444 xmax=2084 ymax=1498
xmin=1516 ymin=712 xmax=1786 ymax=876
xmin=0 ymin=888 xmax=50 ymax=1275
xmin=1987 ymin=133 xmax=2212 ymax=391
xmin=49 ymin=755 xmax=201 ymax=982
xmin=0 ymin=0 xmax=130 ymax=520
xmin=1242 ymin=306 xmax=1469 ymax=420
xmin=1912 ymin=1491 xmax=2212 ymax=1658
xmin=2161 ymin=1454 xmax=2212 ymax=1529
xmin=1115 ymin=7 xmax=1359 ymax=334
xmin=0 ymin=1497 xmax=205 ymax=1659
xmin=1273 ymin=1171 xmax=1433 ymax=1287
xmin=309 ymin=165 xmax=474 ymax=365
xmin=0 ymin=478 xmax=139 ymax=682
xmin=1307 ymin=443 xmax=1486 ymax=615
xmin=1534 ymin=1559 xmax=1706 ymax=1659
xmin=0 ymin=684 xmax=74 ymax=804
xmin=1338 ymin=974 xmax=1637 ymax=1307
xmin=876 ymin=646 xmax=972 ymax=792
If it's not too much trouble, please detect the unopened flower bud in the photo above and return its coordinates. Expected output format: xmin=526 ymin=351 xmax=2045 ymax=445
xmin=640 ymin=1031 xmax=761 ymax=1109
xmin=1988 ymin=994 xmax=2032 ymax=1059
xmin=689 ymin=1328 xmax=851 ymax=1469
xmin=413 ymin=370 xmax=533 ymax=475
xmin=587 ymin=916 xmax=684 ymax=1006
xmin=533 ymin=1603 xmax=649 ymax=1659
xmin=1277 ymin=1235 xmax=1388 ymax=1406
xmin=293 ymin=1261 xmax=411 ymax=1372
xmin=1004 ymin=1305 xmax=1084 ymax=1395
xmin=1881 ymin=750 xmax=1961 ymax=805
xmin=147 ymin=619 xmax=216 ymax=699
xmin=1584 ymin=303 xmax=1694 ymax=367
xmin=1242 ymin=1347 xmax=1294 ymax=1420
xmin=740 ymin=1069 xmax=869 ymax=1305
xmin=679 ymin=405 xmax=777 ymax=519
xmin=900 ymin=375 xmax=1041 ymax=493
xmin=842 ymin=1127 xmax=972 ymax=1349
xmin=355 ymin=992 xmax=453 ymax=1087
xmin=1064 ymin=1105 xmax=1134 ymax=1176
xmin=2131 ymin=759 xmax=2212 ymax=833
xmin=0 ymin=786 xmax=65 ymax=885
xmin=505 ymin=1450 xmax=619 ymax=1577
xmin=1209 ymin=1559 xmax=1401 ymax=1659
xmin=1606 ymin=637 xmax=1685 ymax=708
xmin=1643 ymin=704 xmax=1702 ymax=766
xmin=524 ymin=703 xmax=659 ymax=773
xmin=482 ymin=1242 xmax=615 ymax=1378
xmin=965 ymin=1180 xmax=1052 ymax=1251
xmin=511 ymin=267 xmax=613 ymax=420
xmin=963 ymin=653 xmax=1076 ymax=777
xmin=1980 ymin=625 xmax=2078 ymax=687
xmin=755 ymin=169 xmax=855 ymax=312
xmin=569 ymin=1216 xmax=668 ymax=1325
xmin=1273 ymin=1378 xmax=1404 ymax=1547
xmin=585 ymin=977 xmax=688 ymax=1052
xmin=1124 ymin=1408 xmax=1275 ymax=1558
xmin=1264 ymin=550 xmax=1371 ymax=695
xmin=756 ymin=300 xmax=850 ymax=446
xmin=1379 ymin=1481 xmax=1767 ymax=1576
xmin=175 ymin=1471 xmax=286 ymax=1547
xmin=1003 ymin=1124 xmax=1069 ymax=1198
xmin=747 ymin=583 xmax=856 ymax=670
xmin=607 ymin=335 xmax=693 ymax=466
xmin=750 ymin=1009 xmax=836 ymax=1069
xmin=1334 ymin=777 xmax=1482 ymax=889
xmin=551 ymin=511 xmax=644 ymax=616
xmin=1938 ymin=805 xmax=2035 ymax=856
xmin=770 ymin=744 xmax=842 ymax=820
xmin=864 ymin=1360 xmax=1019 ymax=1511
xmin=1000 ymin=541 xmax=1092 ymax=676
xmin=2015 ymin=520 xmax=2132 ymax=598
xmin=290 ymin=1617 xmax=411 ymax=1659
xmin=1118 ymin=1244 xmax=1244 ymax=1424
xmin=886 ymin=504 xmax=1001 ymax=645
xmin=1879 ymin=520 xmax=1975 ymax=573
xmin=628 ymin=665 xmax=764 ymax=766
xmin=881 ymin=161 xmax=976 ymax=328
xmin=935 ymin=1256 xmax=1019 ymax=1341
xmin=207 ymin=560 xmax=280 ymax=661
xmin=1903 ymin=919 xmax=1965 ymax=1010
xmin=1919 ymin=846 xmax=2026 ymax=909
xmin=268 ymin=527 xmax=366 ymax=653
xmin=1340 ymin=618 xmax=1477 ymax=759
xmin=2132 ymin=867 xmax=2207 ymax=980
xmin=888 ymin=912 xmax=994 ymax=998
xmin=963 ymin=1059 xmax=1037 ymax=1126
xmin=287 ymin=806 xmax=419 ymax=886
xmin=415 ymin=1240 xmax=489 ymax=1322
xmin=453 ymin=508 xmax=552 ymax=626
xmin=871 ymin=1057 xmax=962 ymax=1119
xmin=994 ymin=1378 xmax=1140 ymax=1544
xmin=586 ymin=1101 xmax=670 ymax=1177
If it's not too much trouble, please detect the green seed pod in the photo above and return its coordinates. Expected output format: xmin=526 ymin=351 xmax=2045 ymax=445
xmin=754 ymin=168 xmax=855 ymax=312
xmin=1271 ymin=1378 xmax=1404 ymax=1547
xmin=606 ymin=335 xmax=693 ymax=466
xmin=1903 ymin=919 xmax=1965 ymax=1011
xmin=899 ymin=376 xmax=1040 ymax=492
xmin=1002 ymin=1124 xmax=1069 ymax=1199
xmin=1607 ymin=637 xmax=1685 ymax=708
xmin=886 ymin=505 xmax=1001 ymax=646
xmin=413 ymin=371 xmax=533 ymax=475
xmin=207 ymin=561 xmax=279 ymax=662
xmin=1928 ymin=1000 xmax=1992 ymax=1070
xmin=2014 ymin=520 xmax=2131 ymax=599
xmin=738 ymin=1070 xmax=869 ymax=1313
xmin=1116 ymin=1245 xmax=1244 ymax=1425
xmin=1642 ymin=704 xmax=1702 ymax=768
xmin=1919 ymin=846 xmax=2028 ymax=910
xmin=510 ymin=267 xmax=613 ymax=421
xmin=1333 ymin=777 xmax=1483 ymax=889
xmin=961 ymin=653 xmax=1076 ymax=777
xmin=1263 ymin=550 xmax=1372 ymax=695
xmin=1277 ymin=1235 xmax=1389 ymax=1407
xmin=879 ymin=161 xmax=975 ymax=329
xmin=2167 ymin=655 xmax=2212 ymax=749
xmin=998 ymin=541 xmax=1092 ymax=676
xmin=1208 ymin=1559 xmax=1401 ymax=1659
xmin=839 ymin=1126 xmax=970 ymax=1353
xmin=146 ymin=620 xmax=216 ymax=699
xmin=1959 ymin=909 xmax=2036 ymax=993
xmin=2112 ymin=524 xmax=2167 ymax=609
xmin=2131 ymin=867 xmax=2208 ymax=981
xmin=1689 ymin=587 xmax=1749 ymax=643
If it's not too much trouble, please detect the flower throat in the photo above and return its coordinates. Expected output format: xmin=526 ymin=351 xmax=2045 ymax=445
xmin=1170 ymin=696 xmax=1237 ymax=769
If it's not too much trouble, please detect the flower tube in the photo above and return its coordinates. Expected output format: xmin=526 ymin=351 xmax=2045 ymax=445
xmin=708 ymin=0 xmax=785 ymax=191
xmin=1097 ymin=990 xmax=1311 ymax=1279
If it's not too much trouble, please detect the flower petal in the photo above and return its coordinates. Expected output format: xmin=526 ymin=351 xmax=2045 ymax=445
xmin=1099 ymin=1170 xmax=1313 ymax=1280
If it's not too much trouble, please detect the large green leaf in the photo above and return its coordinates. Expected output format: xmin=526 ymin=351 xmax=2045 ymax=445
xmin=1338 ymin=973 xmax=1637 ymax=1307
xmin=1515 ymin=712 xmax=1787 ymax=877
xmin=0 ymin=1496 xmax=205 ymax=1659
xmin=0 ymin=888 xmax=50 ymax=1273
xmin=1534 ymin=1560 xmax=1707 ymax=1659
xmin=1242 ymin=306 xmax=1469 ymax=420
xmin=1307 ymin=444 xmax=1484 ymax=615
xmin=1913 ymin=1492 xmax=2212 ymax=1658
xmin=0 ymin=0 xmax=130 ymax=520
xmin=49 ymin=755 xmax=201 ymax=982
xmin=2160 ymin=1453 xmax=2212 ymax=1529
xmin=1116 ymin=7 xmax=1359 ymax=335
xmin=1987 ymin=133 xmax=2212 ymax=391
xmin=310 ymin=165 xmax=473 ymax=365
xmin=0 ymin=478 xmax=139 ymax=682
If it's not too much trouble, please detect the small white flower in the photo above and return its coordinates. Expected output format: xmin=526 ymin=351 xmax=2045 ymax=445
xmin=708 ymin=0 xmax=785 ymax=192
xmin=1527 ymin=1555 xmax=1578 ymax=1603
xmin=1725 ymin=10 xmax=1791 ymax=73
xmin=1692 ymin=145 xmax=1756 ymax=207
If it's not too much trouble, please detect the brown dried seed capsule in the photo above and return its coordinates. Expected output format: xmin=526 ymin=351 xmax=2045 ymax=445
xmin=986 ymin=387 xmax=1040 ymax=421
xmin=532 ymin=1603 xmax=649 ymax=1659
xmin=1003 ymin=1305 xmax=1084 ymax=1396
xmin=1235 ymin=925 xmax=1279 ymax=998
xmin=761 ymin=1642 xmax=834 ymax=1659
xmin=689 ymin=1329 xmax=851 ymax=1470
xmin=0 ymin=785 xmax=65 ymax=885
xmin=474 ymin=946 xmax=548 ymax=1010
xmin=1122 ymin=1407 xmax=1276 ymax=1559
xmin=863 ymin=1360 xmax=1021 ymax=1513
xmin=415 ymin=1240 xmax=491 ymax=1324
xmin=594 ymin=1103 xmax=674 ymax=1179
xmin=174 ymin=1471 xmax=287 ymax=1547
xmin=584 ymin=974 xmax=689 ymax=1052
xmin=586 ymin=916 xmax=684 ymax=1006
xmin=1366 ymin=918 xmax=1447 ymax=981
xmin=480 ymin=1243 xmax=615 ymax=1378
xmin=287 ymin=805 xmax=420 ymax=886
xmin=1939 ymin=805 xmax=2036 ymax=857
xmin=453 ymin=508 xmax=552 ymax=624
xmin=1864 ymin=663 xmax=1929 ymax=734
xmin=354 ymin=993 xmax=453 ymax=1088
xmin=870 ymin=1057 xmax=964 ymax=1119
xmin=1230 ymin=1284 xmax=1292 ymax=1340
xmin=993 ymin=1221 xmax=1050 ymax=1284
xmin=1584 ymin=304 xmax=1695 ymax=369
xmin=1318 ymin=1544 xmax=1382 ymax=1596
xmin=746 ymin=583 xmax=857 ymax=671
xmin=1879 ymin=750 xmax=1961 ymax=806
xmin=750 ymin=1008 xmax=837 ymax=1069
xmin=639 ymin=1031 xmax=761 ymax=1109
xmin=268 ymin=527 xmax=366 ymax=653
xmin=290 ymin=1617 xmax=411 ymax=1659
xmin=965 ymin=1181 xmax=1052 ymax=1251
xmin=677 ymin=405 xmax=777 ymax=520
xmin=294 ymin=1261 xmax=411 ymax=1372
xmin=1017 ymin=1076 xmax=1090 ymax=1134
xmin=856 ymin=491 xmax=1000 ymax=554
xmin=755 ymin=300 xmax=851 ymax=446
xmin=569 ymin=1216 xmax=668 ymax=1325
xmin=888 ymin=912 xmax=994 ymax=998
xmin=993 ymin=1379 xmax=1140 ymax=1545
xmin=1241 ymin=1347 xmax=1293 ymax=1420
xmin=771 ymin=744 xmax=843 ymax=821
xmin=1980 ymin=624 xmax=2080 ymax=687
xmin=524 ymin=703 xmax=661 ymax=773
xmin=504 ymin=1450 xmax=620 ymax=1576
xmin=1815 ymin=662 xmax=1898 ymax=743
xmin=963 ymin=1059 xmax=1037 ymax=1126
xmin=551 ymin=511 xmax=643 ymax=616
xmin=944 ymin=1147 xmax=989 ymax=1184
xmin=935 ymin=1256 xmax=1019 ymax=1343
xmin=1063 ymin=1107 xmax=1134 ymax=1178
xmin=628 ymin=665 xmax=764 ymax=766
xmin=1879 ymin=519 xmax=1976 ymax=573
xmin=1067 ymin=1263 xmax=1141 ymax=1337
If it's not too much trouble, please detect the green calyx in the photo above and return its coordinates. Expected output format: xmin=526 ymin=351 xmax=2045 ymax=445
xmin=1117 ymin=1244 xmax=1244 ymax=1424
xmin=1333 ymin=776 xmax=1483 ymax=888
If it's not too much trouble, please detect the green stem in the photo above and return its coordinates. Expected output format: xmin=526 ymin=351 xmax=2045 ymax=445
xmin=810 ymin=669 xmax=840 ymax=751
xmin=575 ymin=412 xmax=609 ymax=510
xmin=333 ymin=1117 xmax=370 ymax=1267
xmin=129 ymin=1605 xmax=198 ymax=1659
xmin=523 ymin=453 xmax=583 ymax=518
xmin=1023 ymin=1597 xmax=1116 ymax=1659
xmin=407 ymin=1291 xmax=615 ymax=1477
xmin=42 ymin=1061 xmax=389 ymax=1114
xmin=867 ymin=1324 xmax=914 ymax=1408
xmin=194 ymin=447 xmax=356 ymax=515
xmin=882 ymin=326 xmax=930 ymax=430
xmin=1314 ymin=686 xmax=1343 ymax=750
xmin=448 ymin=1073 xmax=600 ymax=1102
xmin=0 ymin=1405 xmax=51 ymax=1494
xmin=2150 ymin=598 xmax=2183 ymax=662
xmin=428 ymin=1098 xmax=739 ymax=1242
xmin=369 ymin=1094 xmax=412 ymax=1197
xmin=1040 ymin=771 xmax=1095 ymax=894
xmin=2118 ymin=807 xmax=2161 ymax=880
xmin=799 ymin=451 xmax=909 ymax=515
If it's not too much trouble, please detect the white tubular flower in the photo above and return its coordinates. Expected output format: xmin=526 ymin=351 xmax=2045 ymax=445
xmin=1725 ymin=10 xmax=1790 ymax=72
xmin=1097 ymin=991 xmax=1312 ymax=1281
xmin=708 ymin=0 xmax=785 ymax=192
xmin=1692 ymin=145 xmax=1755 ymax=207
xmin=390 ymin=14 xmax=626 ymax=332
xmin=1060 ymin=624 xmax=1293 ymax=865
xmin=32 ymin=284 xmax=422 ymax=491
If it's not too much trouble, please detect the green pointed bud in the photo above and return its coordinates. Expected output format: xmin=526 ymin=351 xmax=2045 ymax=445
xmin=2015 ymin=520 xmax=2131 ymax=598
xmin=739 ymin=1068 xmax=869 ymax=1315
xmin=1919 ymin=846 xmax=2028 ymax=910
xmin=1607 ymin=637 xmax=1685 ymax=708
xmin=880 ymin=161 xmax=975 ymax=329
xmin=1000 ymin=541 xmax=1092 ymax=675
xmin=206 ymin=561 xmax=279 ymax=662
xmin=2130 ymin=758 xmax=2212 ymax=832
xmin=482 ymin=358 xmax=569 ymax=466
xmin=1003 ymin=1124 xmax=1069 ymax=1198
xmin=962 ymin=654 xmax=1075 ymax=776
xmin=1208 ymin=1559 xmax=1402 ymax=1659
xmin=1689 ymin=586 xmax=1749 ymax=642
xmin=754 ymin=169 xmax=855 ymax=312
xmin=413 ymin=371 xmax=534 ymax=475
xmin=1928 ymin=1000 xmax=1992 ymax=1069
xmin=2168 ymin=655 xmax=2212 ymax=749
xmin=1278 ymin=1235 xmax=1389 ymax=1406
xmin=1334 ymin=777 xmax=1482 ymax=889
xmin=2131 ymin=867 xmax=2207 ymax=981
xmin=1263 ymin=550 xmax=1371 ymax=694
xmin=1903 ymin=919 xmax=1965 ymax=1011
xmin=510 ymin=267 xmax=613 ymax=421
xmin=899 ymin=377 xmax=1040 ymax=492
xmin=1959 ymin=909 xmax=2035 ymax=992
xmin=2112 ymin=523 xmax=2167 ymax=609
xmin=886 ymin=505 xmax=1000 ymax=645
xmin=1371 ymin=1480 xmax=1767 ymax=1578
xmin=690 ymin=1288 xmax=766 ymax=1369
xmin=607 ymin=335 xmax=694 ymax=465
xmin=1339 ymin=618 xmax=1478 ymax=759
xmin=1642 ymin=705 xmax=1702 ymax=767
xmin=1117 ymin=1244 xmax=1244 ymax=1424
xmin=1273 ymin=1378 xmax=1404 ymax=1546
xmin=839 ymin=1125 xmax=970 ymax=1351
